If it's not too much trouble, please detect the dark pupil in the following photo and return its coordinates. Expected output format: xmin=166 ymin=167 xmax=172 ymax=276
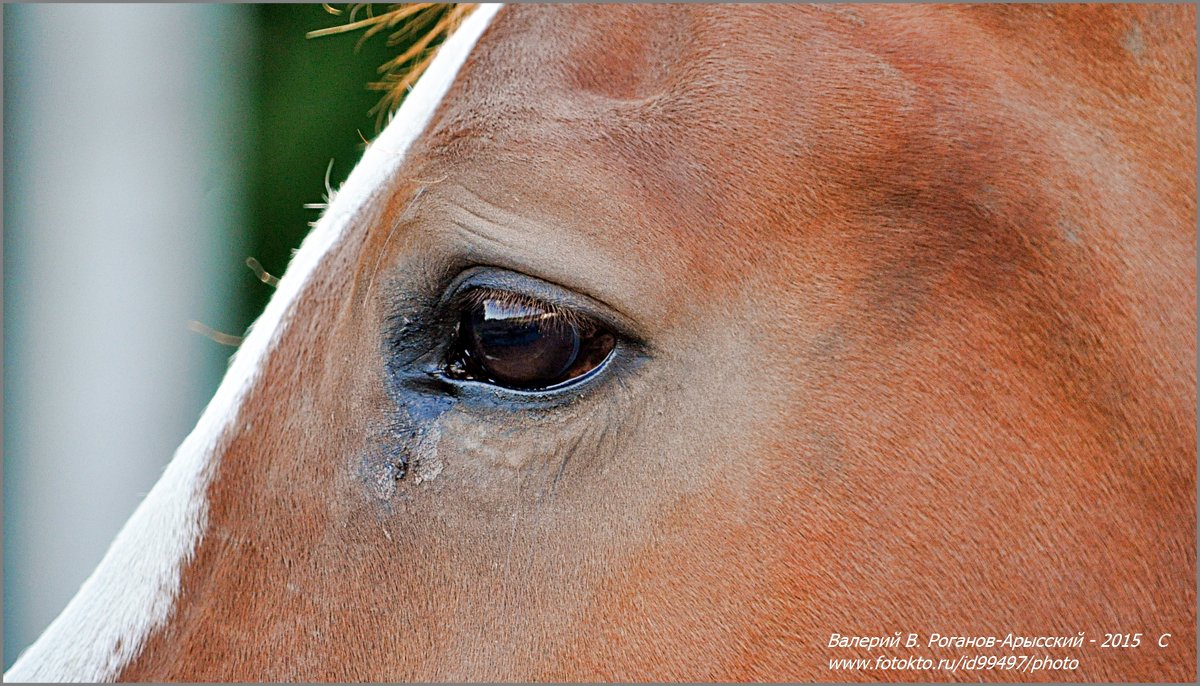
xmin=458 ymin=296 xmax=615 ymax=390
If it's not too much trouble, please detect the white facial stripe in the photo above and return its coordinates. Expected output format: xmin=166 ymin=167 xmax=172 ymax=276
xmin=4 ymin=5 xmax=503 ymax=682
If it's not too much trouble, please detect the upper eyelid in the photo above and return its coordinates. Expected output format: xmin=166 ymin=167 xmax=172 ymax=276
xmin=438 ymin=266 xmax=648 ymax=347
xmin=459 ymin=287 xmax=597 ymax=332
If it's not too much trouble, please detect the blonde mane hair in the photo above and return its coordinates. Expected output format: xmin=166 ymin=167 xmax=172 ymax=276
xmin=310 ymin=3 xmax=479 ymax=120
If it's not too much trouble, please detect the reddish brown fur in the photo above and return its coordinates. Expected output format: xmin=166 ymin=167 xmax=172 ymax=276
xmin=121 ymin=5 xmax=1195 ymax=681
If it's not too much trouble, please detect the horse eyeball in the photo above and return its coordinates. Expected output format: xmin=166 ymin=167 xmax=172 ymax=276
xmin=449 ymin=292 xmax=616 ymax=390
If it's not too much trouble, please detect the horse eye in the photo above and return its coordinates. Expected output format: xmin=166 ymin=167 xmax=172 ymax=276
xmin=446 ymin=292 xmax=616 ymax=390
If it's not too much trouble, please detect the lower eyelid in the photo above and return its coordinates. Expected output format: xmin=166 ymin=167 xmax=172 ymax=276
xmin=434 ymin=342 xmax=622 ymax=399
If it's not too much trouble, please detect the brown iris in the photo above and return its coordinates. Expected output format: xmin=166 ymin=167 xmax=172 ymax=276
xmin=447 ymin=291 xmax=616 ymax=390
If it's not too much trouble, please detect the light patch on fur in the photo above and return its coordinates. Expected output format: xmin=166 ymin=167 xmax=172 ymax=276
xmin=1122 ymin=22 xmax=1145 ymax=59
xmin=412 ymin=423 xmax=445 ymax=484
xmin=3 ymin=4 xmax=502 ymax=682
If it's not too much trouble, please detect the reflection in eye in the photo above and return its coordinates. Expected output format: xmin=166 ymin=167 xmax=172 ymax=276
xmin=446 ymin=290 xmax=616 ymax=390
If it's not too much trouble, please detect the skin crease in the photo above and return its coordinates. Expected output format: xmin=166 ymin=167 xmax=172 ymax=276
xmin=119 ymin=4 xmax=1194 ymax=681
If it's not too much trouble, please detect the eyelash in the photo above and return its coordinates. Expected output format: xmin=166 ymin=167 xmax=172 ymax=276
xmin=458 ymin=287 xmax=593 ymax=331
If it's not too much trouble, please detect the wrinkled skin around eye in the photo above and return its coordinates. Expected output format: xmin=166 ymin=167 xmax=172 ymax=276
xmin=450 ymin=293 xmax=616 ymax=390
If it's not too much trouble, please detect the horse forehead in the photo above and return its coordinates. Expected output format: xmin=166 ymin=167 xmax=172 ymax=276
xmin=426 ymin=5 xmax=970 ymax=122
xmin=452 ymin=4 xmax=706 ymax=106
xmin=422 ymin=5 xmax=835 ymax=145
xmin=384 ymin=3 xmax=1189 ymax=309
xmin=403 ymin=6 xmax=982 ymax=279
xmin=426 ymin=3 xmax=1177 ymax=140
xmin=406 ymin=8 xmax=862 ymax=235
xmin=412 ymin=4 xmax=1017 ymax=197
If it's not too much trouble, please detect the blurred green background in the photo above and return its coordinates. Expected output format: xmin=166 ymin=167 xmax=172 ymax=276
xmin=4 ymin=3 xmax=418 ymax=668
xmin=243 ymin=4 xmax=397 ymax=332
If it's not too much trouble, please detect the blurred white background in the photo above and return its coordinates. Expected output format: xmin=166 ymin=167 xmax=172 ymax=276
xmin=4 ymin=4 xmax=253 ymax=666
xmin=4 ymin=3 xmax=396 ymax=668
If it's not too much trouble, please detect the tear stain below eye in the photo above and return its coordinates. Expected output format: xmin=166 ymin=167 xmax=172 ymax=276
xmin=361 ymin=395 xmax=452 ymax=501
xmin=410 ymin=422 xmax=445 ymax=484
xmin=360 ymin=424 xmax=444 ymax=502
xmin=360 ymin=448 xmax=405 ymax=503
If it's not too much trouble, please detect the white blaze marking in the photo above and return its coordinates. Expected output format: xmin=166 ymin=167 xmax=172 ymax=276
xmin=4 ymin=4 xmax=503 ymax=681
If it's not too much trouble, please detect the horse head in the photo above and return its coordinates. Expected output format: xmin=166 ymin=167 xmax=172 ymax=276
xmin=8 ymin=4 xmax=1195 ymax=681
